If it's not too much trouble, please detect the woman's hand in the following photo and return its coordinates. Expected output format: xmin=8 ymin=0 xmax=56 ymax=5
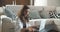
xmin=21 ymin=27 xmax=34 ymax=32
xmin=28 ymin=27 xmax=34 ymax=32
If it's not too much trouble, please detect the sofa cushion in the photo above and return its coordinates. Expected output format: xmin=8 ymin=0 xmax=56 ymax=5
xmin=54 ymin=20 xmax=60 ymax=26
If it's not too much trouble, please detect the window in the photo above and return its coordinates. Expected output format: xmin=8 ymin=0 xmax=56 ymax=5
xmin=34 ymin=0 xmax=47 ymax=6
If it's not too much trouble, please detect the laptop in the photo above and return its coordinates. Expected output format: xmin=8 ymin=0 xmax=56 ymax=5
xmin=31 ymin=19 xmax=47 ymax=32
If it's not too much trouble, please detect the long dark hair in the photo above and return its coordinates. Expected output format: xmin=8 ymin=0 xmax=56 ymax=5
xmin=18 ymin=5 xmax=29 ymax=23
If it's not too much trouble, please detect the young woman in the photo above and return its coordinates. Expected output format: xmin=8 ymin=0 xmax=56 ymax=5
xmin=17 ymin=5 xmax=34 ymax=32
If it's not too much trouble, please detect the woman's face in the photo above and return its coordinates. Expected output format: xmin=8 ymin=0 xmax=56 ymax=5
xmin=24 ymin=9 xmax=30 ymax=16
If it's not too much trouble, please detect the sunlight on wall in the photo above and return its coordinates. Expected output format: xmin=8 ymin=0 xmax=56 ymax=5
xmin=34 ymin=0 xmax=47 ymax=6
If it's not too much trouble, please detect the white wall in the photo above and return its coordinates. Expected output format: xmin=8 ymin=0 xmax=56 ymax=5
xmin=56 ymin=7 xmax=60 ymax=13
xmin=47 ymin=0 xmax=60 ymax=6
xmin=34 ymin=0 xmax=60 ymax=6
xmin=0 ymin=7 xmax=4 ymax=15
